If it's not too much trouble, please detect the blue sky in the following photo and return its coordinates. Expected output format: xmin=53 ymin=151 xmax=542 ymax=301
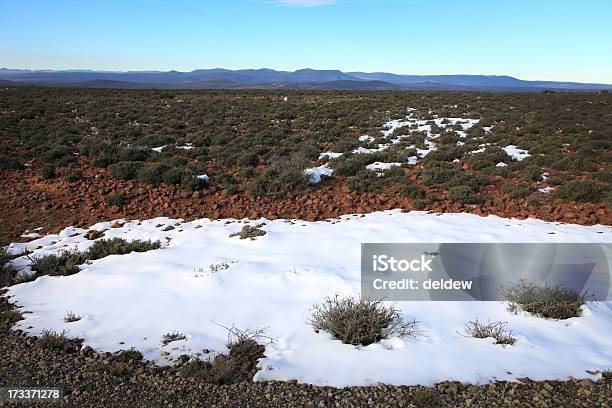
xmin=1 ymin=0 xmax=610 ymax=83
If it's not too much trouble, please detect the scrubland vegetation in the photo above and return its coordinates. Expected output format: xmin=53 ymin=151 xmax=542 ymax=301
xmin=0 ymin=87 xmax=609 ymax=209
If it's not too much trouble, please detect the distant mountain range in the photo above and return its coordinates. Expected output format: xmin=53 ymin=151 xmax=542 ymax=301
xmin=1 ymin=68 xmax=610 ymax=92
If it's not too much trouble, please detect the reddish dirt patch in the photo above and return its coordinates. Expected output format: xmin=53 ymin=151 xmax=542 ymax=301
xmin=0 ymin=160 xmax=609 ymax=242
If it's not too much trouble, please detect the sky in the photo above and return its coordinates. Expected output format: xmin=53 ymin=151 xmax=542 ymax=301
xmin=1 ymin=0 xmax=611 ymax=83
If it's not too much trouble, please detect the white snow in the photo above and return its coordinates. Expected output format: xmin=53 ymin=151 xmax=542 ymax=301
xmin=318 ymin=152 xmax=343 ymax=160
xmin=496 ymin=162 xmax=508 ymax=167
xmin=196 ymin=174 xmax=209 ymax=182
xmin=4 ymin=211 xmax=611 ymax=388
xmin=365 ymin=162 xmax=402 ymax=172
xmin=539 ymin=187 xmax=555 ymax=194
xmin=358 ymin=135 xmax=375 ymax=142
xmin=152 ymin=143 xmax=194 ymax=152
xmin=350 ymin=110 xmax=478 ymax=165
xmin=304 ymin=164 xmax=333 ymax=184
xmin=503 ymin=145 xmax=531 ymax=161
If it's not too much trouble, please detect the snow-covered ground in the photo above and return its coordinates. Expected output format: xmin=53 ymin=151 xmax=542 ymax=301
xmin=4 ymin=211 xmax=612 ymax=387
xmin=304 ymin=164 xmax=333 ymax=184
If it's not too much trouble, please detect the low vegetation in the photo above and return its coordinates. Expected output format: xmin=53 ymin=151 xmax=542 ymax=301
xmin=229 ymin=224 xmax=267 ymax=240
xmin=309 ymin=295 xmax=419 ymax=346
xmin=25 ymin=238 xmax=161 ymax=283
xmin=460 ymin=319 xmax=516 ymax=345
xmin=87 ymin=237 xmax=161 ymax=260
xmin=0 ymin=87 xmax=608 ymax=208
xmin=501 ymin=280 xmax=589 ymax=319
xmin=180 ymin=326 xmax=266 ymax=385
xmin=64 ymin=310 xmax=82 ymax=323
xmin=30 ymin=249 xmax=86 ymax=277
xmin=162 ymin=331 xmax=187 ymax=346
xmin=39 ymin=329 xmax=72 ymax=350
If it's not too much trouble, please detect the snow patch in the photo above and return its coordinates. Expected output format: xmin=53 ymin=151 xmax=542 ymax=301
xmin=304 ymin=164 xmax=333 ymax=184
xmin=503 ymin=145 xmax=531 ymax=161
xmin=5 ymin=211 xmax=611 ymax=388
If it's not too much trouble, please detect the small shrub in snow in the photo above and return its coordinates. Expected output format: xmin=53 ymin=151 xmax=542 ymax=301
xmin=180 ymin=325 xmax=266 ymax=384
xmin=209 ymin=262 xmax=229 ymax=273
xmin=115 ymin=347 xmax=143 ymax=362
xmin=229 ymin=224 xmax=266 ymax=240
xmin=64 ymin=311 xmax=81 ymax=323
xmin=162 ymin=331 xmax=186 ymax=346
xmin=86 ymin=238 xmax=161 ymax=260
xmin=309 ymin=295 xmax=418 ymax=346
xmin=30 ymin=249 xmax=85 ymax=277
xmin=501 ymin=280 xmax=588 ymax=319
xmin=0 ymin=246 xmax=16 ymax=287
xmin=460 ymin=319 xmax=516 ymax=345
xmin=398 ymin=183 xmax=425 ymax=200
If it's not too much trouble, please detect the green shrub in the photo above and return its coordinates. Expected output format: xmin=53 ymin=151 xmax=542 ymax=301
xmin=347 ymin=170 xmax=380 ymax=192
xmin=309 ymin=295 xmax=418 ymax=346
xmin=501 ymin=280 xmax=588 ymax=319
xmin=87 ymin=238 xmax=161 ymax=260
xmin=1 ymin=246 xmax=17 ymax=287
xmin=447 ymin=185 xmax=480 ymax=204
xmin=520 ymin=165 xmax=543 ymax=182
xmin=420 ymin=166 xmax=460 ymax=187
xmin=104 ymin=193 xmax=124 ymax=207
xmin=39 ymin=329 xmax=72 ymax=350
xmin=180 ymin=338 xmax=264 ymax=384
xmin=108 ymin=161 xmax=143 ymax=180
xmin=552 ymin=156 xmax=595 ymax=172
xmin=593 ymin=171 xmax=612 ymax=183
xmin=329 ymin=155 xmax=368 ymax=177
xmin=30 ymin=249 xmax=85 ymax=277
xmin=0 ymin=155 xmax=24 ymax=170
xmin=40 ymin=164 xmax=56 ymax=180
xmin=554 ymin=180 xmax=606 ymax=202
xmin=502 ymin=183 xmax=533 ymax=198
xmin=399 ymin=183 xmax=426 ymax=200
xmin=412 ymin=197 xmax=433 ymax=210
xmin=64 ymin=165 xmax=84 ymax=182
xmin=469 ymin=147 xmax=509 ymax=171
xmin=247 ymin=162 xmax=309 ymax=197
xmin=137 ymin=163 xmax=168 ymax=186
xmin=115 ymin=348 xmax=144 ymax=362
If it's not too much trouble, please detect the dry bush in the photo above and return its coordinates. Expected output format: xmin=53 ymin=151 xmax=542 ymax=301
xmin=309 ymin=295 xmax=419 ymax=346
xmin=501 ymin=280 xmax=589 ymax=319
xmin=460 ymin=319 xmax=516 ymax=345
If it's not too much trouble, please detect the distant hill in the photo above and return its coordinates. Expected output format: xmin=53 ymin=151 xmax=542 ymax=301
xmin=1 ymin=67 xmax=610 ymax=91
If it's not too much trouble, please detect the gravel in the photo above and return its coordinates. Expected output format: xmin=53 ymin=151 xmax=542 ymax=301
xmin=1 ymin=291 xmax=610 ymax=407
